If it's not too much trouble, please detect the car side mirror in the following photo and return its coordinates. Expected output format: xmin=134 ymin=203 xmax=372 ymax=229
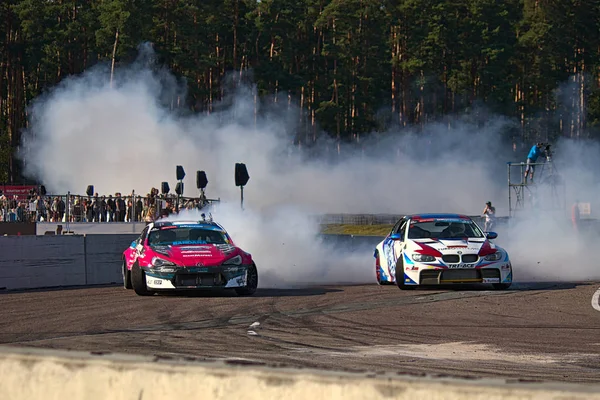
xmin=390 ymin=233 xmax=403 ymax=240
xmin=486 ymin=232 xmax=498 ymax=239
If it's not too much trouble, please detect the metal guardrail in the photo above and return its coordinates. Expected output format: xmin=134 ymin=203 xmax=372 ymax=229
xmin=315 ymin=214 xmax=510 ymax=227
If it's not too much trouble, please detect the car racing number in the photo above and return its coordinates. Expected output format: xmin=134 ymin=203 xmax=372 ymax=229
xmin=447 ymin=263 xmax=475 ymax=269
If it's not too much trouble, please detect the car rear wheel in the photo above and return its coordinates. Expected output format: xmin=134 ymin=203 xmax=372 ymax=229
xmin=492 ymin=283 xmax=511 ymax=290
xmin=235 ymin=264 xmax=258 ymax=296
xmin=375 ymin=251 xmax=393 ymax=285
xmin=122 ymin=260 xmax=132 ymax=289
xmin=131 ymin=262 xmax=154 ymax=296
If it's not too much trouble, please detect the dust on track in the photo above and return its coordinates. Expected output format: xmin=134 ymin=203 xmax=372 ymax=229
xmin=1 ymin=281 xmax=600 ymax=383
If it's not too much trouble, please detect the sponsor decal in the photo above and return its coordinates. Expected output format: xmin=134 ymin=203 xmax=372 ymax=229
xmin=179 ymin=246 xmax=212 ymax=251
xmin=447 ymin=264 xmax=475 ymax=269
xmin=153 ymin=280 xmax=163 ymax=285
xmin=501 ymin=264 xmax=510 ymax=270
xmin=405 ymin=266 xmax=418 ymax=271
xmin=439 ymin=248 xmax=480 ymax=251
xmin=182 ymin=254 xmax=213 ymax=257
xmin=482 ymin=278 xmax=500 ymax=283
xmin=196 ymin=262 xmax=204 ymax=267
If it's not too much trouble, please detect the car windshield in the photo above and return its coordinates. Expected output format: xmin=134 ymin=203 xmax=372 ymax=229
xmin=147 ymin=226 xmax=228 ymax=246
xmin=407 ymin=219 xmax=484 ymax=239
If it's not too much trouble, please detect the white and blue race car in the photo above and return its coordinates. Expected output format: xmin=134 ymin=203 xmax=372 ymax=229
xmin=374 ymin=214 xmax=512 ymax=290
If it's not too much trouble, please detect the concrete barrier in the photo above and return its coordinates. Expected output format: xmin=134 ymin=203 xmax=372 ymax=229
xmin=0 ymin=235 xmax=86 ymax=290
xmin=37 ymin=222 xmax=147 ymax=235
xmin=85 ymin=234 xmax=138 ymax=285
xmin=0 ymin=234 xmax=137 ymax=290
xmin=1 ymin=346 xmax=600 ymax=400
xmin=0 ymin=233 xmax=377 ymax=291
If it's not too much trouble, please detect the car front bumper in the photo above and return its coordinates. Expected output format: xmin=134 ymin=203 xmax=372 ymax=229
xmin=402 ymin=262 xmax=513 ymax=286
xmin=144 ymin=265 xmax=250 ymax=290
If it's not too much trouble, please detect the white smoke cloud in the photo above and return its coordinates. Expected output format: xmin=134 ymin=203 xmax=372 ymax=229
xmin=164 ymin=205 xmax=374 ymax=288
xmin=17 ymin=45 xmax=600 ymax=286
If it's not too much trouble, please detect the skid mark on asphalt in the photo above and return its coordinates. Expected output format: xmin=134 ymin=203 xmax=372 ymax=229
xmin=0 ymin=282 xmax=574 ymax=345
xmin=592 ymin=288 xmax=600 ymax=312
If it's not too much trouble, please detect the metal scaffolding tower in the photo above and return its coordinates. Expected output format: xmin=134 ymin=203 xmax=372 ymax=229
xmin=507 ymin=156 xmax=566 ymax=218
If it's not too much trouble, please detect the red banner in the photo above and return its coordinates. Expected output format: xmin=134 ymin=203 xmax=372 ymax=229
xmin=1 ymin=185 xmax=37 ymax=200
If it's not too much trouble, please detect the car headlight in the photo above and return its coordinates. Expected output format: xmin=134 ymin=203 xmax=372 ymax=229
xmin=484 ymin=251 xmax=503 ymax=261
xmin=223 ymin=255 xmax=242 ymax=265
xmin=412 ymin=254 xmax=436 ymax=262
xmin=152 ymin=257 xmax=176 ymax=268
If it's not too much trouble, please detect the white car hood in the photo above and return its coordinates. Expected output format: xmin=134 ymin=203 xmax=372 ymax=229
xmin=407 ymin=238 xmax=496 ymax=254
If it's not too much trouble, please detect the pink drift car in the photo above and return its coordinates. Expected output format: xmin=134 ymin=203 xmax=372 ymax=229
xmin=122 ymin=218 xmax=258 ymax=296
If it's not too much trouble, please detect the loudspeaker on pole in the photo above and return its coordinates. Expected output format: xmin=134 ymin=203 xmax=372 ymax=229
xmin=235 ymin=163 xmax=249 ymax=187
xmin=176 ymin=165 xmax=186 ymax=181
xmin=196 ymin=171 xmax=208 ymax=189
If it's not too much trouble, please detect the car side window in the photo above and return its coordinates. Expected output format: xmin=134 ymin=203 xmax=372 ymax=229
xmin=139 ymin=226 xmax=150 ymax=244
xmin=393 ymin=218 xmax=407 ymax=234
xmin=398 ymin=220 xmax=407 ymax=237
xmin=391 ymin=219 xmax=402 ymax=234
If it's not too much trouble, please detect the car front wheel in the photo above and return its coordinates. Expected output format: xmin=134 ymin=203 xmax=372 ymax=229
xmin=235 ymin=264 xmax=258 ymax=296
xmin=396 ymin=259 xmax=417 ymax=290
xmin=131 ymin=262 xmax=154 ymax=296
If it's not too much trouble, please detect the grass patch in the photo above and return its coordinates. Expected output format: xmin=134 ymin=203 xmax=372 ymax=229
xmin=320 ymin=224 xmax=392 ymax=236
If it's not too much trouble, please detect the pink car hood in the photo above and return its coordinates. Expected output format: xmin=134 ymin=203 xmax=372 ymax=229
xmin=151 ymin=243 xmax=240 ymax=267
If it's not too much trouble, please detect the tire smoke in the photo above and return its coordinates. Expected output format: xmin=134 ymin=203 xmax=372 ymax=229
xmin=17 ymin=45 xmax=600 ymax=286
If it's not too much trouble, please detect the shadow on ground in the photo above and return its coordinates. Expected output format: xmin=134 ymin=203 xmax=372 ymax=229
xmin=156 ymin=287 xmax=345 ymax=298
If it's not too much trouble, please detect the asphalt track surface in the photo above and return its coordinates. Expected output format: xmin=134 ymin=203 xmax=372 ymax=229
xmin=1 ymin=281 xmax=600 ymax=384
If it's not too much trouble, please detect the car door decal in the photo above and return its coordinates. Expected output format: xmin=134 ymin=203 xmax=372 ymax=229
xmin=382 ymin=236 xmax=397 ymax=281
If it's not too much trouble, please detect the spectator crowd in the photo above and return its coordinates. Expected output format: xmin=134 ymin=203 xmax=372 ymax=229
xmin=0 ymin=186 xmax=211 ymax=223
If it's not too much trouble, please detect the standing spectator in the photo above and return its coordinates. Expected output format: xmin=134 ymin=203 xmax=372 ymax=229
xmin=100 ymin=196 xmax=107 ymax=222
xmin=35 ymin=195 xmax=47 ymax=222
xmin=66 ymin=195 xmax=74 ymax=222
xmin=116 ymin=193 xmax=126 ymax=222
xmin=126 ymin=198 xmax=133 ymax=222
xmin=73 ymin=199 xmax=83 ymax=222
xmin=9 ymin=195 xmax=17 ymax=211
xmin=57 ymin=196 xmax=65 ymax=222
xmin=16 ymin=202 xmax=24 ymax=222
xmin=85 ymin=199 xmax=94 ymax=222
xmin=0 ymin=194 xmax=6 ymax=221
xmin=91 ymin=194 xmax=99 ymax=221
xmin=51 ymin=197 xmax=59 ymax=221
xmin=482 ymin=201 xmax=496 ymax=232
xmin=107 ymin=195 xmax=115 ymax=222
xmin=145 ymin=194 xmax=158 ymax=222
xmin=135 ymin=196 xmax=143 ymax=222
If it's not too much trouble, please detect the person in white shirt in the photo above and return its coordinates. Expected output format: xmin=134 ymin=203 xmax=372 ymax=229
xmin=482 ymin=201 xmax=496 ymax=232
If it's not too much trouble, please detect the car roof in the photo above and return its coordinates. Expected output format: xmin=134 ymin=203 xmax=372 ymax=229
xmin=151 ymin=220 xmax=226 ymax=232
xmin=408 ymin=213 xmax=471 ymax=220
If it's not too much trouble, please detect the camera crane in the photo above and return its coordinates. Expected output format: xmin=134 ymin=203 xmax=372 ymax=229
xmin=507 ymin=143 xmax=566 ymax=218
